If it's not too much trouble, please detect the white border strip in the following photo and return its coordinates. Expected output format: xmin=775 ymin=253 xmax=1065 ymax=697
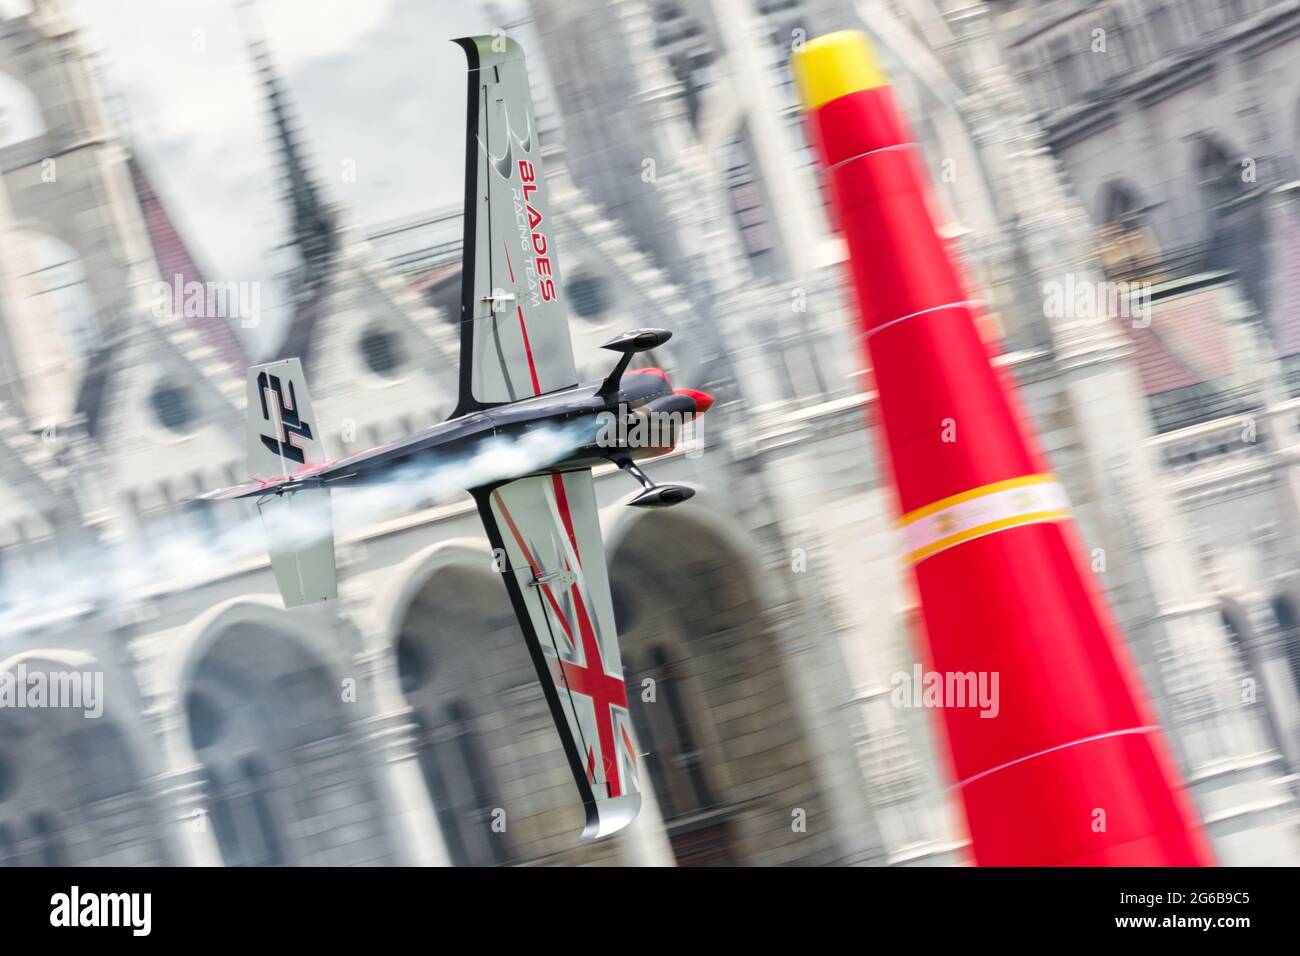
xmin=864 ymin=299 xmax=986 ymax=339
xmin=950 ymin=726 xmax=1160 ymax=791
xmin=902 ymin=477 xmax=1070 ymax=563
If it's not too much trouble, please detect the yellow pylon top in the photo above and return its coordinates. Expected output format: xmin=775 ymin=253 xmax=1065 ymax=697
xmin=791 ymin=30 xmax=890 ymax=111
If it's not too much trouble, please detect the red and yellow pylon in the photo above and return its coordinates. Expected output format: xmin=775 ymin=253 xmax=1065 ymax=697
xmin=792 ymin=31 xmax=1213 ymax=866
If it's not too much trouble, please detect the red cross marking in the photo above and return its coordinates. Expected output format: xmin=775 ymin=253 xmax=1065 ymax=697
xmin=493 ymin=478 xmax=631 ymax=797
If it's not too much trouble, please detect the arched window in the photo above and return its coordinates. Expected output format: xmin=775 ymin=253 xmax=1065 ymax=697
xmin=624 ymin=644 xmax=715 ymax=821
xmin=1103 ymin=181 xmax=1143 ymax=230
xmin=1295 ymin=92 xmax=1300 ymax=170
xmin=1149 ymin=3 xmax=1178 ymax=56
xmin=203 ymin=767 xmax=244 ymax=866
xmin=1107 ymin=23 xmax=1132 ymax=75
xmin=722 ymin=131 xmax=778 ymax=272
xmin=411 ymin=700 xmax=510 ymax=867
xmin=0 ymin=751 xmax=12 ymax=804
xmin=28 ymin=813 xmax=63 ymax=867
xmin=1195 ymin=135 xmax=1245 ymax=212
xmin=201 ymin=758 xmax=287 ymax=867
xmin=186 ymin=623 xmax=389 ymax=866
xmin=1219 ymin=604 xmax=1255 ymax=676
xmin=8 ymin=231 xmax=97 ymax=358
xmin=1097 ymin=180 xmax=1159 ymax=277
xmin=395 ymin=566 xmax=524 ymax=865
xmin=69 ymin=723 xmax=139 ymax=802
xmin=0 ymin=823 xmax=14 ymax=867
xmin=0 ymin=700 xmax=166 ymax=866
xmin=0 ymin=818 xmax=62 ymax=867
xmin=241 ymin=757 xmax=286 ymax=867
xmin=1222 ymin=601 xmax=1290 ymax=764
xmin=0 ymin=71 xmax=46 ymax=147
xmin=1270 ymin=594 xmax=1300 ymax=697
xmin=611 ymin=510 xmax=834 ymax=866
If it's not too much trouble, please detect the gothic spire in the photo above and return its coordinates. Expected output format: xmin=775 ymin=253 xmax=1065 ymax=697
xmin=237 ymin=0 xmax=337 ymax=300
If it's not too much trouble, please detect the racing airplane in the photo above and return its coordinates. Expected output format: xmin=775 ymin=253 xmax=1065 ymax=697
xmin=199 ymin=35 xmax=714 ymax=842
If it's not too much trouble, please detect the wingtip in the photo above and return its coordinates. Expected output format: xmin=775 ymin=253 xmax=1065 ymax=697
xmin=578 ymin=793 xmax=642 ymax=842
xmin=450 ymin=34 xmax=524 ymax=65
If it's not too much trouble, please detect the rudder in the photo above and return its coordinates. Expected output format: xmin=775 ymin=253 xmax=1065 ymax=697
xmin=246 ymin=358 xmax=326 ymax=479
xmin=245 ymin=358 xmax=337 ymax=607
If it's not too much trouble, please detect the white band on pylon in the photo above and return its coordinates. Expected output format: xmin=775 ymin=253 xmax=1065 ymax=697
xmin=898 ymin=473 xmax=1071 ymax=564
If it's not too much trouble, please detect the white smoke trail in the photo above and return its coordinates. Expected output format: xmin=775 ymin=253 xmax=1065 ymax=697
xmin=0 ymin=421 xmax=590 ymax=634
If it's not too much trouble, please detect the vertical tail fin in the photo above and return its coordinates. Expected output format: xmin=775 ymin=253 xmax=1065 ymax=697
xmin=246 ymin=358 xmax=326 ymax=479
xmin=244 ymin=358 xmax=337 ymax=607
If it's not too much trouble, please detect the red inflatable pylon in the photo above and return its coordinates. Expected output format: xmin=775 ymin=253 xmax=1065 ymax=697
xmin=792 ymin=31 xmax=1213 ymax=865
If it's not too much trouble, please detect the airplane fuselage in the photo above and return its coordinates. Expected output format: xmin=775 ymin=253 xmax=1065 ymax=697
xmin=274 ymin=366 xmax=703 ymax=495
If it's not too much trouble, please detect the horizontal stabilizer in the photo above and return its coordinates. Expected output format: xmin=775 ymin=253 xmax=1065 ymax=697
xmin=259 ymin=488 xmax=338 ymax=607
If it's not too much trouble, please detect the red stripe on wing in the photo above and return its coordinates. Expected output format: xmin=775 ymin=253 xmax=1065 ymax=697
xmin=516 ymin=305 xmax=542 ymax=396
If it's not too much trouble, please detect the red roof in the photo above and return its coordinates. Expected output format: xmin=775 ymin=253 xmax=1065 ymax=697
xmin=1124 ymin=288 xmax=1235 ymax=396
xmin=1270 ymin=200 xmax=1300 ymax=357
xmin=130 ymin=157 xmax=249 ymax=373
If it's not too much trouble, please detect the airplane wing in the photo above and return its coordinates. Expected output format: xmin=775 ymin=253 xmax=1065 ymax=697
xmin=455 ymin=37 xmax=640 ymax=841
xmin=474 ymin=470 xmax=642 ymax=840
xmin=452 ymin=35 xmax=579 ymax=413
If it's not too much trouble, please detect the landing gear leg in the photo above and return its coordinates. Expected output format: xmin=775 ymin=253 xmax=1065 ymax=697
xmin=610 ymin=455 xmax=695 ymax=508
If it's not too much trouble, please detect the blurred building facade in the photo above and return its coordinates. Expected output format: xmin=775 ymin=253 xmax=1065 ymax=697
xmin=985 ymin=0 xmax=1300 ymax=792
xmin=0 ymin=0 xmax=1296 ymax=867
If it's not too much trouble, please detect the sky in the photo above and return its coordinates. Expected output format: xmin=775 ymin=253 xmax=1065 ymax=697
xmin=3 ymin=0 xmax=517 ymax=351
